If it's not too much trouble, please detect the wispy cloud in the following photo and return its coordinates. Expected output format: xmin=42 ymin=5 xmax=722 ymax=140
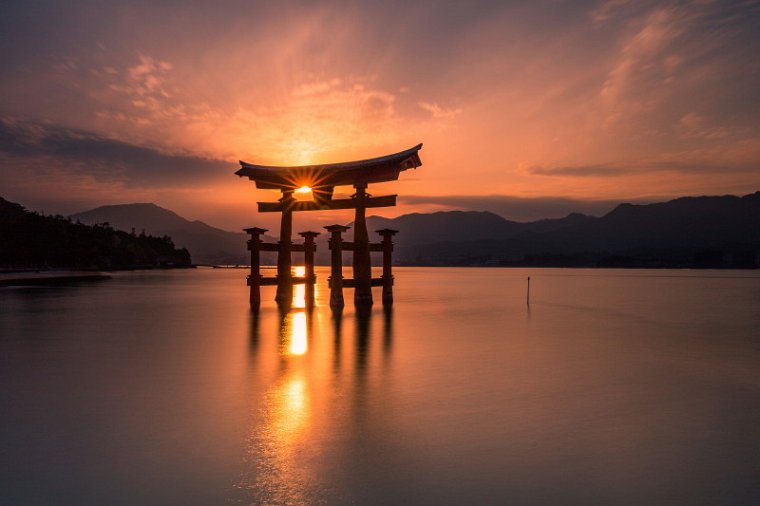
xmin=83 ymin=51 xmax=427 ymax=166
xmin=418 ymin=101 xmax=462 ymax=119
xmin=676 ymin=112 xmax=730 ymax=140
xmin=528 ymin=156 xmax=760 ymax=178
xmin=0 ymin=117 xmax=228 ymax=186
xmin=599 ymin=6 xmax=687 ymax=121
xmin=590 ymin=0 xmax=633 ymax=24
xmin=528 ymin=164 xmax=637 ymax=177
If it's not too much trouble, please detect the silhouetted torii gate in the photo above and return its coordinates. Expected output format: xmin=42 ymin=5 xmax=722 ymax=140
xmin=236 ymin=144 xmax=422 ymax=309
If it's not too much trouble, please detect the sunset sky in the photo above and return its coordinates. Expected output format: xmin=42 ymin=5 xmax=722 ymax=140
xmin=1 ymin=0 xmax=759 ymax=231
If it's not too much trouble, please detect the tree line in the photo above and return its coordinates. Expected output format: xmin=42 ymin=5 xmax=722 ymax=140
xmin=0 ymin=197 xmax=191 ymax=269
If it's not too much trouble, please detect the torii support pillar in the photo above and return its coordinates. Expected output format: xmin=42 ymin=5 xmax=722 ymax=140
xmin=275 ymin=190 xmax=295 ymax=306
xmin=325 ymin=225 xmax=349 ymax=309
xmin=244 ymin=227 xmax=268 ymax=310
xmin=352 ymin=184 xmax=373 ymax=306
xmin=377 ymin=229 xmax=398 ymax=306
xmin=299 ymin=231 xmax=319 ymax=307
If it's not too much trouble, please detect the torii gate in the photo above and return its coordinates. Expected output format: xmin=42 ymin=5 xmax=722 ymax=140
xmin=235 ymin=144 xmax=422 ymax=309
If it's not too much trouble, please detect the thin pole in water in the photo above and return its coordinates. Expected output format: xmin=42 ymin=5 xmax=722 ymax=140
xmin=526 ymin=276 xmax=531 ymax=305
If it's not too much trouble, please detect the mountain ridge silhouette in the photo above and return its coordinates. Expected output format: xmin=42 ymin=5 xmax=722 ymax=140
xmin=66 ymin=191 xmax=760 ymax=268
xmin=70 ymin=203 xmax=253 ymax=265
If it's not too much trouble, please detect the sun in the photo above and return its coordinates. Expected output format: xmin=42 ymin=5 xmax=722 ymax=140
xmin=293 ymin=185 xmax=313 ymax=201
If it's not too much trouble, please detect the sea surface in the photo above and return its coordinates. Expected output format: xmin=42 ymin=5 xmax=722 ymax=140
xmin=1 ymin=267 xmax=760 ymax=505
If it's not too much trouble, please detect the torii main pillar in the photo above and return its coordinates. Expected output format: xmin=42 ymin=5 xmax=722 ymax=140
xmin=275 ymin=189 xmax=294 ymax=305
xmin=352 ymin=183 xmax=372 ymax=305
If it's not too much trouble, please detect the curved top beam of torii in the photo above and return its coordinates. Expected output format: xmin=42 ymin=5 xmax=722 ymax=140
xmin=235 ymin=143 xmax=423 ymax=190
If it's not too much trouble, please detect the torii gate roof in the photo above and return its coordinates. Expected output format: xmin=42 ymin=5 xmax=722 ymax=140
xmin=236 ymin=143 xmax=422 ymax=190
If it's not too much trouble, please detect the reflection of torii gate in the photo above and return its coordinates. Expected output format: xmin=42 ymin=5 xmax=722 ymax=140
xmin=236 ymin=144 xmax=422 ymax=310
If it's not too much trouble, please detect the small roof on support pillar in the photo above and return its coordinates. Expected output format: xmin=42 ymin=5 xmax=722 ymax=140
xmin=236 ymin=144 xmax=423 ymax=190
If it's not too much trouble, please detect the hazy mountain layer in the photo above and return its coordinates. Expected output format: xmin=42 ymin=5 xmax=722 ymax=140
xmin=365 ymin=192 xmax=760 ymax=268
xmin=67 ymin=192 xmax=760 ymax=268
xmin=71 ymin=203 xmax=253 ymax=265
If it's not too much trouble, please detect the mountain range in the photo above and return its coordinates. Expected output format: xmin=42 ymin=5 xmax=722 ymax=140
xmin=367 ymin=191 xmax=760 ymax=267
xmin=70 ymin=203 xmax=256 ymax=265
xmin=67 ymin=191 xmax=760 ymax=268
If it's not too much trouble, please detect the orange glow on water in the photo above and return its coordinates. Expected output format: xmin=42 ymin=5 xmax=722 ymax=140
xmin=279 ymin=375 xmax=308 ymax=430
xmin=246 ymin=370 xmax=311 ymax=504
xmin=288 ymin=312 xmax=308 ymax=356
xmin=292 ymin=266 xmax=306 ymax=310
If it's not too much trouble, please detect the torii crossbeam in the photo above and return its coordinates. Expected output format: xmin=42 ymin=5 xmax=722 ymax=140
xmin=236 ymin=144 xmax=422 ymax=308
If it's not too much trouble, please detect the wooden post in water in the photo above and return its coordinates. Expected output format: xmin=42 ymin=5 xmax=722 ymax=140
xmin=299 ymin=231 xmax=319 ymax=307
xmin=244 ymin=227 xmax=268 ymax=309
xmin=352 ymin=183 xmax=373 ymax=306
xmin=275 ymin=189 xmax=295 ymax=306
xmin=325 ymin=224 xmax=350 ymax=308
xmin=527 ymin=276 xmax=531 ymax=305
xmin=377 ymin=229 xmax=398 ymax=306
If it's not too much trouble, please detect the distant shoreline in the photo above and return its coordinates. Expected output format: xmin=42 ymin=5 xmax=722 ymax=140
xmin=0 ymin=270 xmax=111 ymax=286
xmin=0 ymin=265 xmax=197 ymax=286
xmin=209 ymin=264 xmax=760 ymax=270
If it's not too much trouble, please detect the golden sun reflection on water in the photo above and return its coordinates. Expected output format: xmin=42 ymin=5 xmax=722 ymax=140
xmin=288 ymin=312 xmax=308 ymax=356
xmin=237 ymin=277 xmax=397 ymax=505
xmin=293 ymin=266 xmax=306 ymax=309
xmin=274 ymin=374 xmax=309 ymax=440
xmin=241 ymin=369 xmax=312 ymax=505
xmin=283 ymin=266 xmax=309 ymax=356
xmin=241 ymin=273 xmax=322 ymax=504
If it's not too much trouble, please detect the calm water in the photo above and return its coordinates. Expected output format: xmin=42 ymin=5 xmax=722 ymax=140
xmin=1 ymin=267 xmax=760 ymax=505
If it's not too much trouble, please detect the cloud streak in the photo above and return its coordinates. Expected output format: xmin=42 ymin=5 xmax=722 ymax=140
xmin=0 ymin=117 xmax=228 ymax=186
xmin=528 ymin=156 xmax=760 ymax=178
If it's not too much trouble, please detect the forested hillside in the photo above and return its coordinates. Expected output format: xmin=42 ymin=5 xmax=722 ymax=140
xmin=1 ymin=197 xmax=191 ymax=269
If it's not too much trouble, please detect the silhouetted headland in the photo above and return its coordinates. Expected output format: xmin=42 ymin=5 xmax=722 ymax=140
xmin=70 ymin=202 xmax=257 ymax=265
xmin=0 ymin=197 xmax=191 ymax=270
